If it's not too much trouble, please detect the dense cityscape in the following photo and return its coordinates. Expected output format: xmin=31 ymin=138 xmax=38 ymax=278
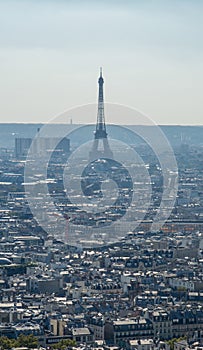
xmin=0 ymin=116 xmax=202 ymax=350
xmin=0 ymin=55 xmax=202 ymax=350
xmin=0 ymin=1 xmax=203 ymax=347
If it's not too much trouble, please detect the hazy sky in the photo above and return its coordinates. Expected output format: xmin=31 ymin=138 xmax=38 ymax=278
xmin=0 ymin=0 xmax=203 ymax=124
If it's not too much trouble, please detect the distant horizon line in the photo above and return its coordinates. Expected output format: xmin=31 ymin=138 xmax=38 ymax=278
xmin=0 ymin=122 xmax=202 ymax=127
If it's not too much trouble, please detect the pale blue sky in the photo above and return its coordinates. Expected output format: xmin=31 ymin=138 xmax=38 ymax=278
xmin=0 ymin=0 xmax=203 ymax=124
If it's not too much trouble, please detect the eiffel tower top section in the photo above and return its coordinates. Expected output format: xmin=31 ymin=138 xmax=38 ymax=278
xmin=95 ymin=68 xmax=107 ymax=139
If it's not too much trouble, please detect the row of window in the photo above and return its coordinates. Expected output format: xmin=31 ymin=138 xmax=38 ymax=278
xmin=115 ymin=324 xmax=152 ymax=331
xmin=116 ymin=330 xmax=153 ymax=337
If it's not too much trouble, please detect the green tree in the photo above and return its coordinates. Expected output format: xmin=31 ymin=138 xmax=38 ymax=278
xmin=0 ymin=336 xmax=15 ymax=350
xmin=0 ymin=334 xmax=38 ymax=349
xmin=167 ymin=337 xmax=187 ymax=350
xmin=52 ymin=339 xmax=76 ymax=350
xmin=15 ymin=334 xmax=38 ymax=349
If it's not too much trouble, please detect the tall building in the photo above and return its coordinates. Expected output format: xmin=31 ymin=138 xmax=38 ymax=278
xmin=15 ymin=138 xmax=32 ymax=159
xmin=32 ymin=136 xmax=70 ymax=156
xmin=89 ymin=68 xmax=113 ymax=161
xmin=15 ymin=136 xmax=70 ymax=159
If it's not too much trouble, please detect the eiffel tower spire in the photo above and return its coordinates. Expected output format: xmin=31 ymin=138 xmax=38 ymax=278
xmin=89 ymin=68 xmax=113 ymax=161
xmin=95 ymin=67 xmax=107 ymax=139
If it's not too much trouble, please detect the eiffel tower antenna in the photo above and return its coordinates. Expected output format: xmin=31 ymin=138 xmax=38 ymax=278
xmin=89 ymin=68 xmax=113 ymax=161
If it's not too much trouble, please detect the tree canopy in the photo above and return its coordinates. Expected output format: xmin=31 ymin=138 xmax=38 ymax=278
xmin=0 ymin=334 xmax=38 ymax=349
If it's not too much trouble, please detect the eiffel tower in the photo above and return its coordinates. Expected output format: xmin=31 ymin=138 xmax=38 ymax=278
xmin=89 ymin=68 xmax=113 ymax=161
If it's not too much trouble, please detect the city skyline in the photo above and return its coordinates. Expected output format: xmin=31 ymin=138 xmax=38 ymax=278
xmin=0 ymin=0 xmax=203 ymax=125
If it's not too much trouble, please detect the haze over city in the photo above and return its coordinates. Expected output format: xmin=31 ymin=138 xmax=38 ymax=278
xmin=0 ymin=0 xmax=203 ymax=124
xmin=1 ymin=1 xmax=203 ymax=349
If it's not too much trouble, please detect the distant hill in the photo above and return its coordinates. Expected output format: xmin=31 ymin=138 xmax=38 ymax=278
xmin=0 ymin=123 xmax=202 ymax=148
